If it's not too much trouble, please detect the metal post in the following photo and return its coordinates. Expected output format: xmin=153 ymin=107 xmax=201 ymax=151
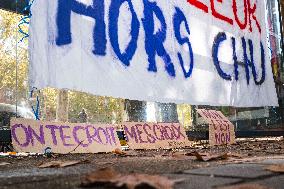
xmin=15 ymin=0 xmax=19 ymax=117
xmin=277 ymin=0 xmax=284 ymax=126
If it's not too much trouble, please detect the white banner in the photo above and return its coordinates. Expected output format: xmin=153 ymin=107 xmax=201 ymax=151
xmin=29 ymin=0 xmax=278 ymax=107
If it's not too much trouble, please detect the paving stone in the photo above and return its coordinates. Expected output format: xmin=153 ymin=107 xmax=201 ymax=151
xmin=1 ymin=177 xmax=81 ymax=189
xmin=166 ymin=174 xmax=242 ymax=189
xmin=215 ymin=175 xmax=284 ymax=189
xmin=257 ymin=158 xmax=284 ymax=165
xmin=0 ymin=164 xmax=91 ymax=179
xmin=253 ymin=175 xmax=284 ymax=189
xmin=0 ymin=169 xmax=242 ymax=189
xmin=183 ymin=164 xmax=273 ymax=178
xmin=0 ymin=165 xmax=92 ymax=188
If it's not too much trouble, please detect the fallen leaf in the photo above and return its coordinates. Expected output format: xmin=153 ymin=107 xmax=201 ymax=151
xmin=38 ymin=161 xmax=61 ymax=168
xmin=189 ymin=151 xmax=204 ymax=161
xmin=38 ymin=160 xmax=82 ymax=168
xmin=204 ymin=153 xmax=228 ymax=161
xmin=81 ymin=167 xmax=179 ymax=189
xmin=171 ymin=152 xmax=196 ymax=160
xmin=116 ymin=173 xmax=178 ymax=189
xmin=0 ymin=162 xmax=10 ymax=166
xmin=112 ymin=148 xmax=127 ymax=155
xmin=59 ymin=160 xmax=82 ymax=167
xmin=189 ymin=151 xmax=228 ymax=162
xmin=81 ymin=167 xmax=120 ymax=186
xmin=171 ymin=151 xmax=187 ymax=158
xmin=112 ymin=148 xmax=138 ymax=157
xmin=217 ymin=183 xmax=271 ymax=189
xmin=265 ymin=164 xmax=284 ymax=173
xmin=227 ymin=152 xmax=245 ymax=159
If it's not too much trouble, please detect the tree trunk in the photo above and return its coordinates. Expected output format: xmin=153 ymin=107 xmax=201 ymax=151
xmin=124 ymin=100 xmax=147 ymax=122
xmin=56 ymin=89 xmax=69 ymax=122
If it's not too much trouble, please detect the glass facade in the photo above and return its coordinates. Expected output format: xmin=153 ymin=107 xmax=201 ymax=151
xmin=0 ymin=0 xmax=283 ymax=135
xmin=191 ymin=0 xmax=284 ymax=132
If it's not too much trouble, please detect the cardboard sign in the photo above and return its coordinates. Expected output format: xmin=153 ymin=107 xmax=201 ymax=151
xmin=10 ymin=118 xmax=121 ymax=154
xmin=197 ymin=109 xmax=235 ymax=146
xmin=29 ymin=0 xmax=277 ymax=107
xmin=123 ymin=122 xmax=190 ymax=149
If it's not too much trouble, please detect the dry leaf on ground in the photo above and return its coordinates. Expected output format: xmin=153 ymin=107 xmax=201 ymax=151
xmin=188 ymin=151 xmax=204 ymax=161
xmin=217 ymin=183 xmax=271 ymax=189
xmin=189 ymin=151 xmax=228 ymax=161
xmin=0 ymin=162 xmax=10 ymax=166
xmin=112 ymin=148 xmax=127 ymax=155
xmin=38 ymin=160 xmax=85 ymax=168
xmin=112 ymin=148 xmax=138 ymax=157
xmin=203 ymin=153 xmax=228 ymax=161
xmin=171 ymin=152 xmax=195 ymax=160
xmin=81 ymin=167 xmax=121 ymax=186
xmin=171 ymin=151 xmax=186 ymax=158
xmin=227 ymin=152 xmax=246 ymax=159
xmin=116 ymin=173 xmax=178 ymax=189
xmin=81 ymin=167 xmax=180 ymax=189
xmin=265 ymin=164 xmax=284 ymax=173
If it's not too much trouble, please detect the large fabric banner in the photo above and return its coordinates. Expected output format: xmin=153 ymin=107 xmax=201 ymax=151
xmin=29 ymin=0 xmax=278 ymax=107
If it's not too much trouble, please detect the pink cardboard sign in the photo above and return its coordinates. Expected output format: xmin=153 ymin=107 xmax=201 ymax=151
xmin=196 ymin=109 xmax=235 ymax=146
xmin=123 ymin=122 xmax=191 ymax=149
xmin=10 ymin=118 xmax=121 ymax=154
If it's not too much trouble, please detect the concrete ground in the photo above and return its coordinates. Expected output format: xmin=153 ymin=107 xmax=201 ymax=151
xmin=0 ymin=140 xmax=284 ymax=189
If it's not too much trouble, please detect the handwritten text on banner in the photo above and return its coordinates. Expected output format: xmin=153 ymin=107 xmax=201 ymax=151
xmin=11 ymin=118 xmax=121 ymax=154
xmin=29 ymin=0 xmax=277 ymax=107
xmin=197 ymin=109 xmax=236 ymax=146
xmin=123 ymin=122 xmax=191 ymax=149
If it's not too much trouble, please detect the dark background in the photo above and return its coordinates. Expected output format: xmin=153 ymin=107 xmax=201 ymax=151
xmin=0 ymin=0 xmax=29 ymax=14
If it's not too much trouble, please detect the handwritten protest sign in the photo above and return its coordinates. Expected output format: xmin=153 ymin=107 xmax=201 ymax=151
xmin=29 ymin=0 xmax=277 ymax=107
xmin=10 ymin=118 xmax=121 ymax=154
xmin=197 ymin=109 xmax=235 ymax=146
xmin=123 ymin=122 xmax=190 ymax=149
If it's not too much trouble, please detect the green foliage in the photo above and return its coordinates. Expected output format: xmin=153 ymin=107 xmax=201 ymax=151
xmin=177 ymin=104 xmax=192 ymax=130
xmin=68 ymin=91 xmax=124 ymax=123
xmin=0 ymin=9 xmax=28 ymax=104
xmin=41 ymin=88 xmax=57 ymax=121
xmin=0 ymin=9 xmax=124 ymax=124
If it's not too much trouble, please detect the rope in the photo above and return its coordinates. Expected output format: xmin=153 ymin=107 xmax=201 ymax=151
xmin=16 ymin=0 xmax=39 ymax=120
xmin=18 ymin=0 xmax=34 ymax=42
xmin=30 ymin=87 xmax=40 ymax=120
